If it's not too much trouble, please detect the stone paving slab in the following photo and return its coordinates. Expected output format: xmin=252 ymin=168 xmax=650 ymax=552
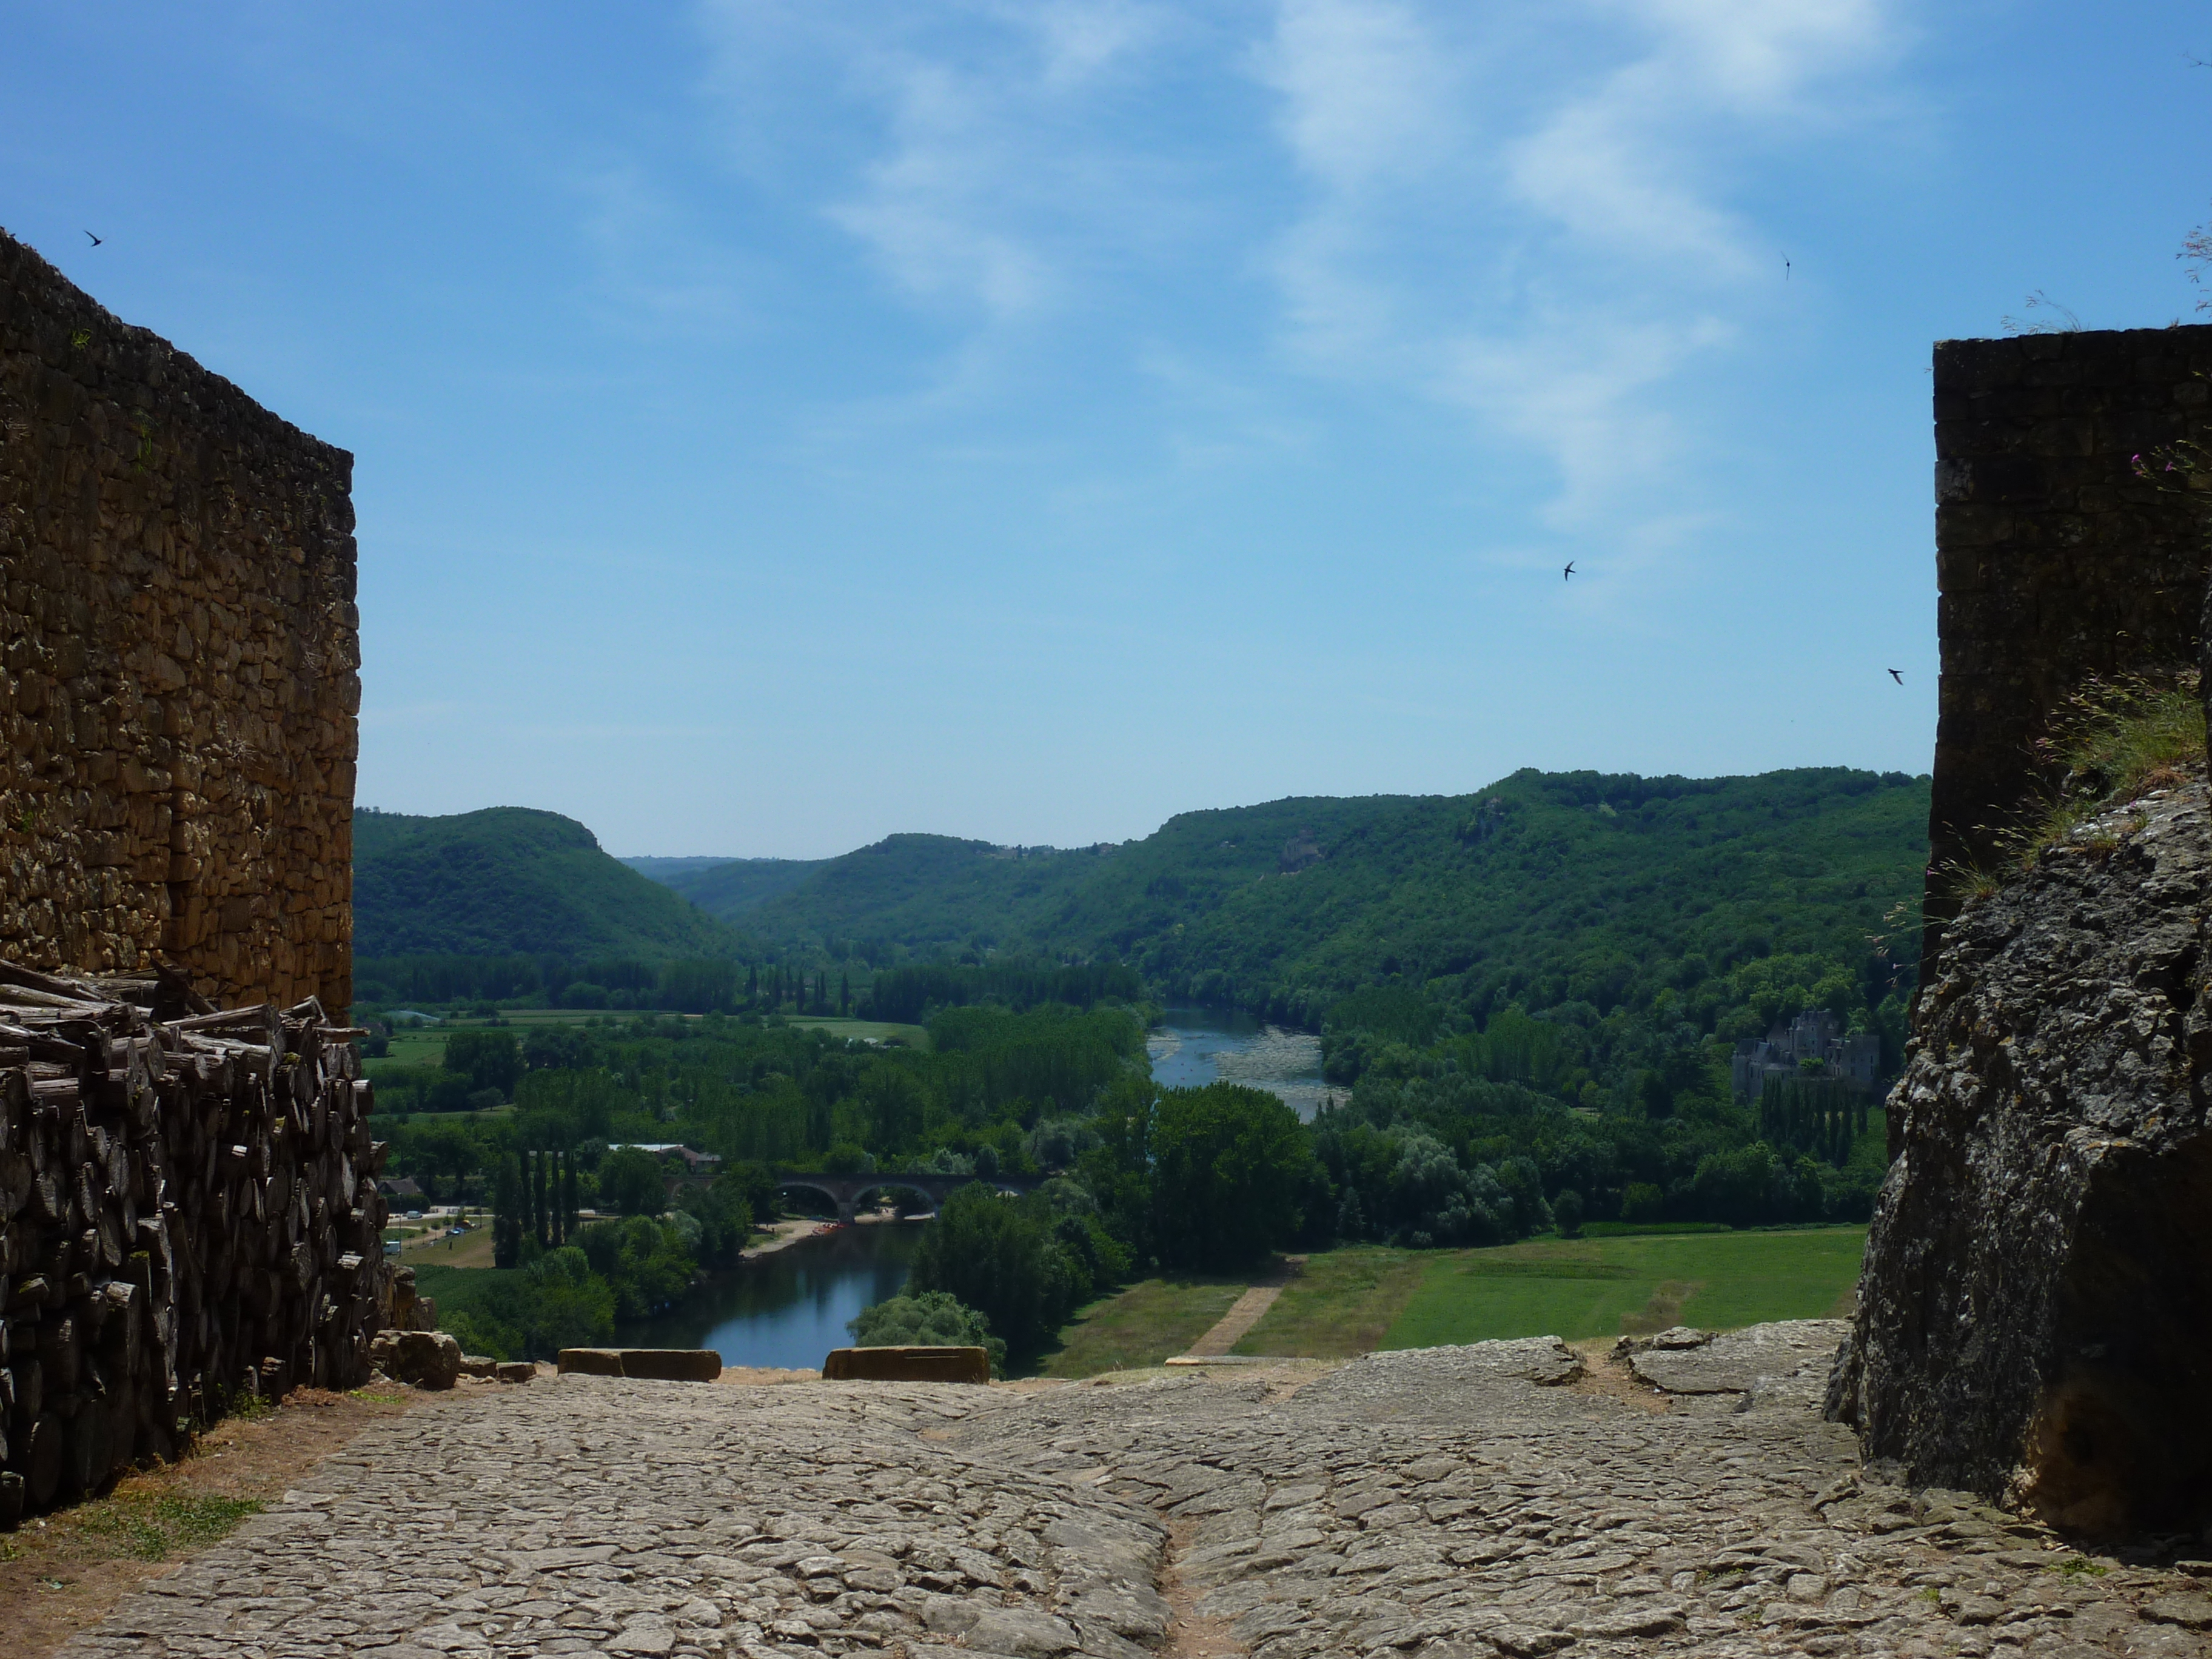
xmin=60 ymin=1326 xmax=2212 ymax=1659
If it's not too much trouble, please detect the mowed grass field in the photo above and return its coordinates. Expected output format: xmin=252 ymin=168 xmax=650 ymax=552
xmin=1225 ymin=1227 xmax=1865 ymax=1359
xmin=1379 ymin=1227 xmax=1866 ymax=1349
xmin=1034 ymin=1277 xmax=1248 ymax=1378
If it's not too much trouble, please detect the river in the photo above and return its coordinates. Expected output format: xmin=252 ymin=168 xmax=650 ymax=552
xmin=625 ymin=1221 xmax=923 ymax=1369
xmin=1147 ymin=1007 xmax=1331 ymax=1121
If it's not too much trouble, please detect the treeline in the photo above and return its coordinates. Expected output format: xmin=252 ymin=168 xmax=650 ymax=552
xmin=379 ymin=1004 xmax=1151 ymax=1202
xmin=861 ymin=960 xmax=1144 ymax=1022
xmin=357 ymin=951 xmax=1139 ymax=1023
xmin=409 ymin=1139 xmax=778 ymax=1361
xmin=1310 ymin=987 xmax=1892 ymax=1239
xmin=357 ymin=954 xmax=795 ymax=1014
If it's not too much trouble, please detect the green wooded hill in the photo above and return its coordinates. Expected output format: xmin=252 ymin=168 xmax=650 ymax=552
xmin=354 ymin=808 xmax=744 ymax=959
xmin=646 ymin=768 xmax=1930 ymax=1031
xmin=645 ymin=854 xmax=826 ymax=917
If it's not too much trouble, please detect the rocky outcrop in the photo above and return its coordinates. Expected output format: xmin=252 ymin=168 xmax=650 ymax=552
xmin=1831 ymin=780 xmax=2212 ymax=1533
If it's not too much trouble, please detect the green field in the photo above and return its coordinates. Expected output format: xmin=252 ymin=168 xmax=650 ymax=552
xmin=1213 ymin=1228 xmax=1863 ymax=1358
xmin=1379 ymin=1227 xmax=1866 ymax=1349
xmin=1034 ymin=1277 xmax=1247 ymax=1378
xmin=785 ymin=1017 xmax=930 ymax=1049
xmin=1228 ymin=1248 xmax=1429 ymax=1360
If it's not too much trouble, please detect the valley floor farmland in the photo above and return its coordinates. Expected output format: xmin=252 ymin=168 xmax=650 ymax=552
xmin=1185 ymin=1228 xmax=1866 ymax=1366
xmin=1376 ymin=1227 xmax=1866 ymax=1350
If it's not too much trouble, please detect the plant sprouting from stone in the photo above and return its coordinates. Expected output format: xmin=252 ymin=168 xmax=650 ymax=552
xmin=1999 ymin=290 xmax=2082 ymax=335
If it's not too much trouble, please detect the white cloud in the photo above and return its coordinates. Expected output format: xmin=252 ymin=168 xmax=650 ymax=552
xmin=1250 ymin=0 xmax=1900 ymax=541
xmin=699 ymin=0 xmax=1181 ymax=323
xmin=1248 ymin=0 xmax=1462 ymax=192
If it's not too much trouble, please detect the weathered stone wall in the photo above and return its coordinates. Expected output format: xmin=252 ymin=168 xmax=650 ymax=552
xmin=1925 ymin=324 xmax=2212 ymax=980
xmin=0 ymin=229 xmax=357 ymax=1011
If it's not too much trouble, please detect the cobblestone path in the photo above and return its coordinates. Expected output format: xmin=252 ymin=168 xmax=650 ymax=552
xmin=63 ymin=1323 xmax=2212 ymax=1659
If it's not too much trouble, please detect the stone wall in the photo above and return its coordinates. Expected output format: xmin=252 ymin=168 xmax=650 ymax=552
xmin=1924 ymin=324 xmax=2212 ymax=980
xmin=0 ymin=229 xmax=357 ymax=1011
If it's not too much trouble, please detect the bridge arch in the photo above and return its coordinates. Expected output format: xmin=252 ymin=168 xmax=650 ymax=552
xmin=770 ymin=1171 xmax=1036 ymax=1224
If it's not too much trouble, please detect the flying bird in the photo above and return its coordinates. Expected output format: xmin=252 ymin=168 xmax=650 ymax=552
xmin=1784 ymin=255 xmax=1791 ymax=281
xmin=84 ymin=230 xmax=101 ymax=246
xmin=1887 ymin=668 xmax=1903 ymax=684
xmin=1563 ymin=561 xmax=1576 ymax=581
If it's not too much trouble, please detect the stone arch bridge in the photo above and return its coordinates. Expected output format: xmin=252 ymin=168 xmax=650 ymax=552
xmin=775 ymin=1171 xmax=1036 ymax=1224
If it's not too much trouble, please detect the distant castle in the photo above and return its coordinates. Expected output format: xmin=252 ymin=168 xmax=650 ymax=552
xmin=1731 ymin=1008 xmax=1885 ymax=1102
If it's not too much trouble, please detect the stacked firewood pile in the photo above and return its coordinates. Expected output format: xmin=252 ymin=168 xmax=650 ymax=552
xmin=0 ymin=962 xmax=391 ymax=1524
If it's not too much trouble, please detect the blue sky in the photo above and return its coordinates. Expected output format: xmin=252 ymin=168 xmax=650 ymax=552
xmin=5 ymin=2 xmax=2208 ymax=857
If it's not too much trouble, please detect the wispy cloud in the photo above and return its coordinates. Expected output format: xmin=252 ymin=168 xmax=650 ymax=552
xmin=570 ymin=161 xmax=759 ymax=337
xmin=699 ymin=0 xmax=1182 ymax=324
xmin=683 ymin=0 xmax=1905 ymax=560
xmin=1251 ymin=0 xmax=1900 ymax=541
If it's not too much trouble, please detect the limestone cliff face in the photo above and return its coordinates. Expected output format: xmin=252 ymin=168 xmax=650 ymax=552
xmin=1831 ymin=781 xmax=2212 ymax=1533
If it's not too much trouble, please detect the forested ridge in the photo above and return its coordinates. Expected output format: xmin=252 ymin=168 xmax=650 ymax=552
xmin=354 ymin=807 xmax=744 ymax=960
xmin=635 ymin=767 xmax=1928 ymax=1034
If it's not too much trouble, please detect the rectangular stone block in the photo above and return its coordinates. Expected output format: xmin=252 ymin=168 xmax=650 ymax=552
xmin=555 ymin=1347 xmax=722 ymax=1381
xmin=821 ymin=1346 xmax=991 ymax=1384
xmin=616 ymin=1349 xmax=723 ymax=1382
xmin=556 ymin=1347 xmax=625 ymax=1377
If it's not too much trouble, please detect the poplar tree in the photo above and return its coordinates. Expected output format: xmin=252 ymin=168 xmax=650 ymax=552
xmin=492 ymin=1156 xmax=522 ymax=1267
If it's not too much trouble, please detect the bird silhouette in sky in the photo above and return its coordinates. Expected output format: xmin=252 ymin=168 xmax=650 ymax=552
xmin=1563 ymin=561 xmax=1576 ymax=581
xmin=1784 ymin=255 xmax=1791 ymax=282
xmin=1887 ymin=668 xmax=1903 ymax=684
xmin=84 ymin=230 xmax=102 ymax=246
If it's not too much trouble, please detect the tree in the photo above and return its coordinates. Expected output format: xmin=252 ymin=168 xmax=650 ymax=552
xmin=1552 ymin=1188 xmax=1585 ymax=1237
xmin=908 ymin=1183 xmax=1054 ymax=1356
xmin=577 ymin=1216 xmax=695 ymax=1319
xmin=444 ymin=1029 xmax=520 ymax=1098
xmin=600 ymin=1147 xmax=666 ymax=1216
xmin=1149 ymin=1084 xmax=1315 ymax=1272
xmin=492 ymin=1155 xmax=523 ymax=1267
xmin=850 ymin=1290 xmax=1006 ymax=1375
xmin=858 ymin=1062 xmax=926 ymax=1154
